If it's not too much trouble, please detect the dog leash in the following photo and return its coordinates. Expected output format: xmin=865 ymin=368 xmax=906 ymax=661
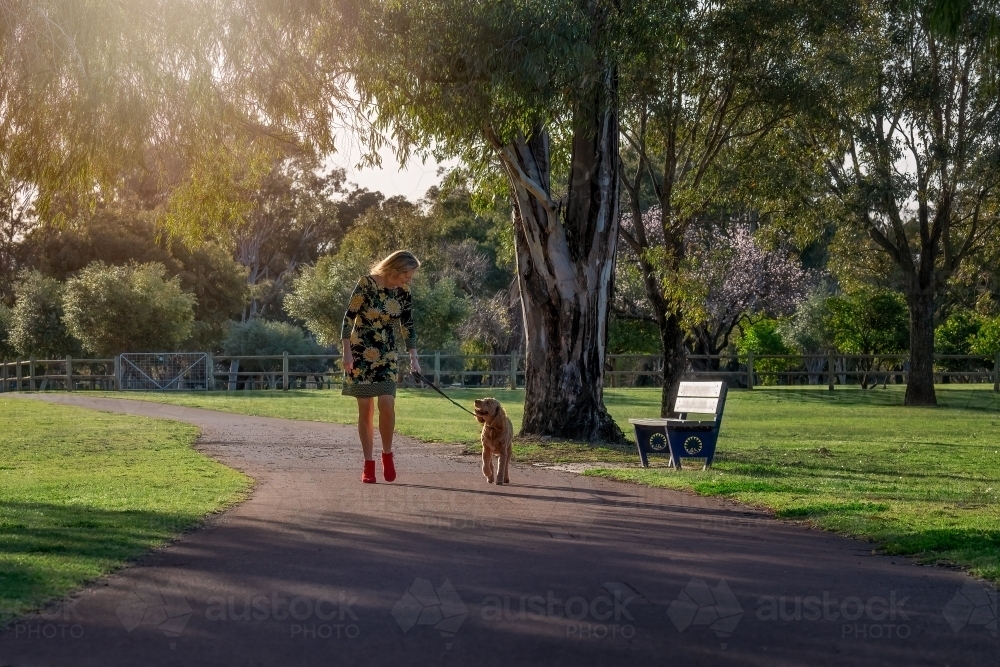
xmin=410 ymin=371 xmax=477 ymax=416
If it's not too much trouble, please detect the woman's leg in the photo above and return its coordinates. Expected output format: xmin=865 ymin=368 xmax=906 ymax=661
xmin=377 ymin=394 xmax=396 ymax=453
xmin=357 ymin=397 xmax=376 ymax=460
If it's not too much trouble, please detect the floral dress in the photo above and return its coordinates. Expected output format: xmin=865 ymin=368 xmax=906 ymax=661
xmin=340 ymin=275 xmax=416 ymax=398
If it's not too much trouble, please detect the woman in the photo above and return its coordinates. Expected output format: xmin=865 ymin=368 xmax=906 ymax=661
xmin=341 ymin=250 xmax=422 ymax=483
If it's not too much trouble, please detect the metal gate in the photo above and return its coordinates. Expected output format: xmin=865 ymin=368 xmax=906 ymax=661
xmin=118 ymin=353 xmax=210 ymax=391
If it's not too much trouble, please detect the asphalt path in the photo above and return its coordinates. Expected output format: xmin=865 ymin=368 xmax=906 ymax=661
xmin=0 ymin=394 xmax=996 ymax=666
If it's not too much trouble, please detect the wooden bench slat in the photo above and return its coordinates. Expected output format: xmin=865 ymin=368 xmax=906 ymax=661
xmin=673 ymin=396 xmax=721 ymax=413
xmin=628 ymin=418 xmax=671 ymax=426
xmin=676 ymin=381 xmax=724 ymax=398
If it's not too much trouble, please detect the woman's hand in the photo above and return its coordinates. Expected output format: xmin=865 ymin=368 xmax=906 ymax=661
xmin=342 ymin=344 xmax=354 ymax=373
xmin=409 ymin=349 xmax=421 ymax=375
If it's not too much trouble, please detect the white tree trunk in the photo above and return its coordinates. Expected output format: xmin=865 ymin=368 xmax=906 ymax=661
xmin=485 ymin=76 xmax=624 ymax=442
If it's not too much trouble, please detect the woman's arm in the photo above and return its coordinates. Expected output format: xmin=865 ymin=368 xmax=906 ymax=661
xmin=401 ymin=286 xmax=420 ymax=374
xmin=341 ymin=279 xmax=366 ymax=372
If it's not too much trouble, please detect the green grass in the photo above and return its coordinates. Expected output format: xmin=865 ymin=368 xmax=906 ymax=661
xmin=0 ymin=399 xmax=250 ymax=623
xmin=86 ymin=384 xmax=1000 ymax=582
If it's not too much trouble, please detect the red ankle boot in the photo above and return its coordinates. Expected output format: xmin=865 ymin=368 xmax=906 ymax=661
xmin=381 ymin=452 xmax=396 ymax=482
xmin=362 ymin=459 xmax=376 ymax=484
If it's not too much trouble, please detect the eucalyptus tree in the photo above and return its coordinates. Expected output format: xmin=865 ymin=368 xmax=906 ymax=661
xmin=803 ymin=0 xmax=1000 ymax=405
xmin=0 ymin=164 xmax=34 ymax=303
xmin=1 ymin=1 xmax=349 ymax=231
xmin=334 ymin=0 xmax=629 ymax=441
xmin=615 ymin=0 xmax=824 ymax=415
xmin=1 ymin=1 xmax=212 ymax=207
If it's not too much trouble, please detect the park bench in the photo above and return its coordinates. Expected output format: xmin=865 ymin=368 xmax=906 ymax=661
xmin=628 ymin=381 xmax=728 ymax=470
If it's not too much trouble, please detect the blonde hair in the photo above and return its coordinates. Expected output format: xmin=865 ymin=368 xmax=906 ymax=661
xmin=371 ymin=250 xmax=420 ymax=277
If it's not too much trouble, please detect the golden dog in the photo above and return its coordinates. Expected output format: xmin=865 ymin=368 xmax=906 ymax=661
xmin=474 ymin=397 xmax=513 ymax=485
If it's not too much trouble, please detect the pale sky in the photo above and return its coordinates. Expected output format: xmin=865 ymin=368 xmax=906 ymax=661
xmin=326 ymin=134 xmax=455 ymax=201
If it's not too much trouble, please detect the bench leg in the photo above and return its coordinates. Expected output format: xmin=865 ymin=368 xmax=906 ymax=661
xmin=636 ymin=443 xmax=649 ymax=468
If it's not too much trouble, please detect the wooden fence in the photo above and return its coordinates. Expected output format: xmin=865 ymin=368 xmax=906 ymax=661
xmin=1 ymin=351 xmax=998 ymax=392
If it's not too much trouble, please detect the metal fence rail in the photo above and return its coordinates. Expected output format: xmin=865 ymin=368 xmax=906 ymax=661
xmin=1 ymin=351 xmax=998 ymax=392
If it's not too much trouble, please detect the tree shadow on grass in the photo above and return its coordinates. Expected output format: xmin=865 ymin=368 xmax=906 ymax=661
xmin=876 ymin=527 xmax=1000 ymax=580
xmin=0 ymin=501 xmax=204 ymax=622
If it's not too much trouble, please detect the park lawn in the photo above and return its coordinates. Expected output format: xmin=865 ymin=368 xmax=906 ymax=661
xmin=0 ymin=399 xmax=250 ymax=624
xmin=86 ymin=385 xmax=1000 ymax=582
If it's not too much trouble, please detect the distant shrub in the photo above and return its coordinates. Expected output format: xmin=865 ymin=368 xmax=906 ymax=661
xmin=827 ymin=289 xmax=909 ymax=355
xmin=63 ymin=262 xmax=195 ymax=356
xmin=284 ymin=255 xmax=356 ymax=346
xmin=222 ymin=319 xmax=325 ymax=371
xmin=737 ymin=317 xmax=793 ymax=385
xmin=0 ymin=303 xmax=14 ymax=359
xmin=970 ymin=316 xmax=1000 ymax=357
xmin=935 ymin=309 xmax=983 ymax=372
xmin=9 ymin=271 xmax=80 ymax=359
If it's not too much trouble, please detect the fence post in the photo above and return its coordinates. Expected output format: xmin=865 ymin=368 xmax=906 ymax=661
xmin=746 ymin=351 xmax=754 ymax=390
xmin=29 ymin=356 xmax=35 ymax=391
xmin=282 ymin=351 xmax=289 ymax=391
xmin=114 ymin=355 xmax=121 ymax=391
xmin=205 ymin=353 xmax=215 ymax=391
xmin=994 ymin=351 xmax=999 ymax=393
xmin=509 ymin=351 xmax=517 ymax=389
xmin=827 ymin=351 xmax=835 ymax=391
xmin=16 ymin=359 xmax=22 ymax=392
xmin=228 ymin=359 xmax=239 ymax=391
xmin=66 ymin=356 xmax=73 ymax=392
xmin=1 ymin=360 xmax=5 ymax=393
xmin=434 ymin=351 xmax=441 ymax=386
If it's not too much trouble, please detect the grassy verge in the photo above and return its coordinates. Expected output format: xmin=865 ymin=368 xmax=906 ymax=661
xmin=84 ymin=385 xmax=1000 ymax=582
xmin=591 ymin=386 xmax=1000 ymax=583
xmin=0 ymin=398 xmax=251 ymax=623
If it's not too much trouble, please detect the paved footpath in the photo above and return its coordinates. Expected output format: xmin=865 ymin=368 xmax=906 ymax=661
xmin=1 ymin=395 xmax=996 ymax=667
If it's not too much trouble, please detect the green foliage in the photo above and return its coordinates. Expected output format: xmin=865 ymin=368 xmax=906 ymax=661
xmin=0 ymin=303 xmax=14 ymax=359
xmin=286 ymin=186 xmax=507 ymax=353
xmin=9 ymin=271 xmax=79 ymax=359
xmin=62 ymin=262 xmax=195 ymax=357
xmin=778 ymin=285 xmax=834 ymax=353
xmin=935 ymin=309 xmax=984 ymax=371
xmin=1 ymin=2 xmax=194 ymax=207
xmin=20 ymin=210 xmax=175 ymax=282
xmin=221 ymin=319 xmax=324 ymax=372
xmin=164 ymin=141 xmax=274 ymax=246
xmin=608 ymin=317 xmax=661 ymax=355
xmin=170 ymin=242 xmax=249 ymax=351
xmin=346 ymin=0 xmax=593 ymax=165
xmin=411 ymin=275 xmax=470 ymax=353
xmin=736 ymin=318 xmax=792 ymax=385
xmin=738 ymin=318 xmax=790 ymax=355
xmin=284 ymin=255 xmax=356 ymax=346
xmin=827 ymin=290 xmax=909 ymax=355
xmin=970 ymin=316 xmax=1000 ymax=357
xmin=936 ymin=309 xmax=982 ymax=356
xmin=334 ymin=196 xmax=453 ymax=275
